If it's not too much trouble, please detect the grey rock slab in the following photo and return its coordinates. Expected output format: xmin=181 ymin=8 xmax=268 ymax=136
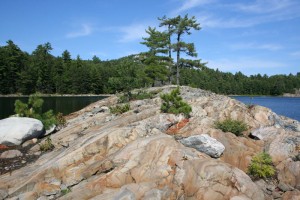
xmin=278 ymin=182 xmax=294 ymax=192
xmin=113 ymin=188 xmax=136 ymax=200
xmin=180 ymin=134 xmax=225 ymax=158
xmin=45 ymin=125 xmax=56 ymax=136
xmin=250 ymin=126 xmax=280 ymax=140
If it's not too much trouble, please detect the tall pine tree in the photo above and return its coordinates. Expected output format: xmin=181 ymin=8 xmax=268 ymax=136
xmin=141 ymin=27 xmax=171 ymax=86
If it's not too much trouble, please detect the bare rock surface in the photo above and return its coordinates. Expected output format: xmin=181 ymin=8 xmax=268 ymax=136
xmin=0 ymin=150 xmax=23 ymax=159
xmin=0 ymin=85 xmax=299 ymax=199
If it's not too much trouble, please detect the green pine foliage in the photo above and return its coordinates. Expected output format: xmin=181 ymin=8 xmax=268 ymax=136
xmin=14 ymin=94 xmax=57 ymax=129
xmin=160 ymin=87 xmax=192 ymax=117
xmin=248 ymin=152 xmax=276 ymax=179
xmin=215 ymin=119 xmax=248 ymax=136
xmin=109 ymin=104 xmax=130 ymax=115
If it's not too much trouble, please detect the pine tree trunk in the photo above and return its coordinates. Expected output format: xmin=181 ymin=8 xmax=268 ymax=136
xmin=176 ymin=34 xmax=180 ymax=85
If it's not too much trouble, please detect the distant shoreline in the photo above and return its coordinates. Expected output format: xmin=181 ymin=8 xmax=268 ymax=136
xmin=282 ymin=93 xmax=300 ymax=97
xmin=230 ymin=94 xmax=300 ymax=98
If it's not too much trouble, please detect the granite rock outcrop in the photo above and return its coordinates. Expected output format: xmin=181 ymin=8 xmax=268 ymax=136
xmin=0 ymin=85 xmax=299 ymax=199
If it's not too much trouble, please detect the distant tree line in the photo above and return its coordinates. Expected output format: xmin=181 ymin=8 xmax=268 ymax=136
xmin=0 ymin=39 xmax=299 ymax=95
xmin=0 ymin=15 xmax=299 ymax=95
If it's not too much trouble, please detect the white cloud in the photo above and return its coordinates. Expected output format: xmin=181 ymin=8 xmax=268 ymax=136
xmin=173 ymin=0 xmax=216 ymax=14
xmin=118 ymin=24 xmax=149 ymax=43
xmin=66 ymin=23 xmax=93 ymax=38
xmin=230 ymin=42 xmax=282 ymax=51
xmin=195 ymin=14 xmax=260 ymax=28
xmin=290 ymin=51 xmax=300 ymax=58
xmin=234 ymin=0 xmax=295 ymax=14
xmin=205 ymin=57 xmax=286 ymax=75
xmin=187 ymin=0 xmax=300 ymax=29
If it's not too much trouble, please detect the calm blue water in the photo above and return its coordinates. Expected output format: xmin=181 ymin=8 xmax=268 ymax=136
xmin=232 ymin=96 xmax=300 ymax=121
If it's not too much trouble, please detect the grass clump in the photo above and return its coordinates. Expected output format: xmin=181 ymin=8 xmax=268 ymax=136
xmin=248 ymin=152 xmax=276 ymax=179
xmin=61 ymin=187 xmax=71 ymax=195
xmin=56 ymin=112 xmax=66 ymax=127
xmin=160 ymin=87 xmax=192 ymax=118
xmin=110 ymin=104 xmax=130 ymax=115
xmin=39 ymin=137 xmax=54 ymax=152
xmin=215 ymin=118 xmax=248 ymax=136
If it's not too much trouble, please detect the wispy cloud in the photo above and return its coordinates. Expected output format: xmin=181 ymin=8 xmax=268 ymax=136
xmin=290 ymin=51 xmax=300 ymax=58
xmin=172 ymin=0 xmax=216 ymax=15
xmin=66 ymin=23 xmax=93 ymax=38
xmin=230 ymin=42 xmax=282 ymax=51
xmin=172 ymin=0 xmax=300 ymax=29
xmin=234 ymin=0 xmax=295 ymax=14
xmin=195 ymin=14 xmax=264 ymax=28
xmin=118 ymin=24 xmax=149 ymax=43
xmin=205 ymin=57 xmax=286 ymax=75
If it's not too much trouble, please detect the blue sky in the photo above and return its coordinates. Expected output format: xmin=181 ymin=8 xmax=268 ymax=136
xmin=1 ymin=0 xmax=300 ymax=76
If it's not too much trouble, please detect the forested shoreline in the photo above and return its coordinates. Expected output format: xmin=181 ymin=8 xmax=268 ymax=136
xmin=1 ymin=40 xmax=299 ymax=96
xmin=1 ymin=15 xmax=300 ymax=96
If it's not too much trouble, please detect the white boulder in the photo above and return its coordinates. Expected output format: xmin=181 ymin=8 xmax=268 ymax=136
xmin=0 ymin=117 xmax=44 ymax=145
xmin=180 ymin=134 xmax=225 ymax=158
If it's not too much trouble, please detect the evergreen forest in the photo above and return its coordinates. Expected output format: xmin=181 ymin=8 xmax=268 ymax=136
xmin=1 ymin=15 xmax=299 ymax=96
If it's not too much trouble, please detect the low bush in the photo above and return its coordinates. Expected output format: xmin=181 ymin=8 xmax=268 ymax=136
xmin=39 ymin=137 xmax=54 ymax=152
xmin=248 ymin=152 xmax=276 ymax=179
xmin=215 ymin=118 xmax=248 ymax=136
xmin=110 ymin=104 xmax=130 ymax=115
xmin=160 ymin=87 xmax=192 ymax=118
xmin=56 ymin=112 xmax=66 ymax=127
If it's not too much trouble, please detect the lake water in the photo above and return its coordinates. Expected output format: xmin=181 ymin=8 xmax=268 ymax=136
xmin=232 ymin=96 xmax=300 ymax=121
xmin=0 ymin=96 xmax=107 ymax=120
xmin=1 ymin=95 xmax=299 ymax=122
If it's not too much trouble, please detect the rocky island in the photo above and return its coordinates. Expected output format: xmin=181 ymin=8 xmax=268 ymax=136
xmin=0 ymin=85 xmax=300 ymax=200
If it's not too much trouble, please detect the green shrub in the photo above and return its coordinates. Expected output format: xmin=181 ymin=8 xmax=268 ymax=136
xmin=14 ymin=94 xmax=58 ymax=130
xmin=160 ymin=87 xmax=192 ymax=118
xmin=39 ymin=137 xmax=54 ymax=152
xmin=215 ymin=118 xmax=248 ymax=136
xmin=248 ymin=152 xmax=276 ymax=179
xmin=110 ymin=104 xmax=130 ymax=115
